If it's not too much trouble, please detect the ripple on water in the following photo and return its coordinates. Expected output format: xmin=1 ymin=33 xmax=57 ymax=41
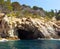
xmin=0 ymin=40 xmax=60 ymax=49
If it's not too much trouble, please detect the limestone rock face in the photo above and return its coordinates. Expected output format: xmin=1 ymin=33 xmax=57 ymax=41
xmin=0 ymin=13 xmax=60 ymax=39
xmin=9 ymin=17 xmax=60 ymax=39
xmin=0 ymin=13 xmax=10 ymax=38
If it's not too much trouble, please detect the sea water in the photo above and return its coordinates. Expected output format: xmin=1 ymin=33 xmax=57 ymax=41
xmin=0 ymin=40 xmax=60 ymax=49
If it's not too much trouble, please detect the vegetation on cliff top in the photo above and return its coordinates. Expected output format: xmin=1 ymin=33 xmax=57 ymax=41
xmin=0 ymin=0 xmax=60 ymax=20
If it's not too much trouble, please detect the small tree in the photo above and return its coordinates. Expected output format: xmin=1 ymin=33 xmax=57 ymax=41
xmin=0 ymin=0 xmax=4 ymax=5
xmin=45 ymin=10 xmax=55 ymax=18
xmin=4 ymin=0 xmax=13 ymax=12
xmin=12 ymin=2 xmax=21 ymax=11
xmin=55 ymin=10 xmax=60 ymax=20
xmin=33 ymin=6 xmax=43 ymax=10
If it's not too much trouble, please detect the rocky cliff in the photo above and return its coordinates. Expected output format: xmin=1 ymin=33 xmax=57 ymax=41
xmin=0 ymin=13 xmax=60 ymax=40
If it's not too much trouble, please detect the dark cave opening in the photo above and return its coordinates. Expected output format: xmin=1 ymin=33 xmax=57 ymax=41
xmin=16 ymin=28 xmax=45 ymax=40
xmin=17 ymin=29 xmax=35 ymax=40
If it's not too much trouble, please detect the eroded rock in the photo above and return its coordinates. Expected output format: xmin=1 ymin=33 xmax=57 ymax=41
xmin=0 ymin=13 xmax=60 ymax=39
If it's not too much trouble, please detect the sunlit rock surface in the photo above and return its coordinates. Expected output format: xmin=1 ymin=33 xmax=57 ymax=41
xmin=0 ymin=13 xmax=60 ymax=39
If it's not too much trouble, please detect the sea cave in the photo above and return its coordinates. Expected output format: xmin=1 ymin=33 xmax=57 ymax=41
xmin=16 ymin=28 xmax=45 ymax=40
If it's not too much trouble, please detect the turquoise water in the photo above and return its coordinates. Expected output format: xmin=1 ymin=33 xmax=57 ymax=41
xmin=0 ymin=40 xmax=60 ymax=49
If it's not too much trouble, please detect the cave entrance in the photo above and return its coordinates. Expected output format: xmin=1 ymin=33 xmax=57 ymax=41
xmin=16 ymin=27 xmax=45 ymax=40
xmin=17 ymin=29 xmax=34 ymax=40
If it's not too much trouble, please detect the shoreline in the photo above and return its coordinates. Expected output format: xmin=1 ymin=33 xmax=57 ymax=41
xmin=0 ymin=37 xmax=20 ymax=42
xmin=0 ymin=38 xmax=60 ymax=42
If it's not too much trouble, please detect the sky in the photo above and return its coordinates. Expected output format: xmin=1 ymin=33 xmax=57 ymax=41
xmin=11 ymin=0 xmax=60 ymax=11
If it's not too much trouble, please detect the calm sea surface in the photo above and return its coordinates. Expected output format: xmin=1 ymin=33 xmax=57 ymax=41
xmin=0 ymin=40 xmax=60 ymax=49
